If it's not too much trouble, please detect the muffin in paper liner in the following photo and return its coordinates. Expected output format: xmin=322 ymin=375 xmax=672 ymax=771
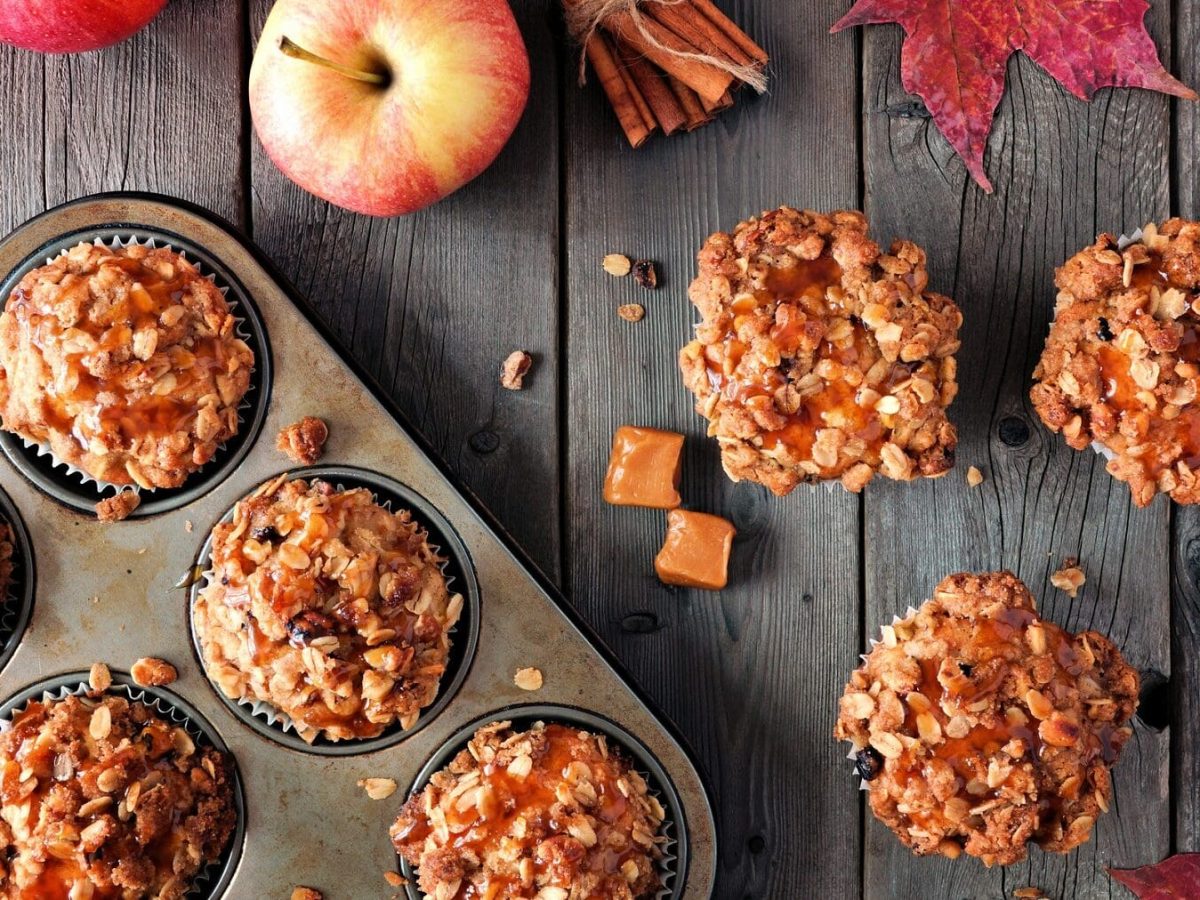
xmin=835 ymin=572 xmax=1139 ymax=867
xmin=189 ymin=468 xmax=478 ymax=754
xmin=0 ymin=233 xmax=266 ymax=517
xmin=1032 ymin=221 xmax=1200 ymax=505
xmin=0 ymin=672 xmax=244 ymax=899
xmin=393 ymin=708 xmax=683 ymax=900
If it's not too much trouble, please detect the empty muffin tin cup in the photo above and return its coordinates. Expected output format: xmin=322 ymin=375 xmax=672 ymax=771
xmin=0 ymin=228 xmax=272 ymax=519
xmin=0 ymin=670 xmax=246 ymax=899
xmin=396 ymin=704 xmax=687 ymax=900
xmin=188 ymin=465 xmax=481 ymax=757
xmin=0 ymin=486 xmax=34 ymax=674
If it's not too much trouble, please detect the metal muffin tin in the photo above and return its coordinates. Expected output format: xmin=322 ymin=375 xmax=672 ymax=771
xmin=0 ymin=194 xmax=717 ymax=898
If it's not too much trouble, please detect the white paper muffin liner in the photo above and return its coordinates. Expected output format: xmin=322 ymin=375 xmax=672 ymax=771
xmin=8 ymin=234 xmax=258 ymax=500
xmin=194 ymin=475 xmax=466 ymax=746
xmin=0 ymin=677 xmax=240 ymax=898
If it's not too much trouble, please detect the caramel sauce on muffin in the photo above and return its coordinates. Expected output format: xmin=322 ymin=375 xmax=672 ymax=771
xmin=0 ymin=242 xmax=253 ymax=489
xmin=680 ymin=208 xmax=961 ymax=495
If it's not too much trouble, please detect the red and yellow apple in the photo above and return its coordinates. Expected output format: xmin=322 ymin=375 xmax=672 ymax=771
xmin=0 ymin=0 xmax=167 ymax=53
xmin=249 ymin=0 xmax=531 ymax=217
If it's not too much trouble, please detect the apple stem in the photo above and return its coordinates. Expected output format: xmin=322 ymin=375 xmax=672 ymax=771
xmin=278 ymin=36 xmax=389 ymax=86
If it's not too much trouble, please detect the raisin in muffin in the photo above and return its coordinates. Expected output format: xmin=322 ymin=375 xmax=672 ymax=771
xmin=0 ymin=692 xmax=236 ymax=898
xmin=679 ymin=207 xmax=961 ymax=495
xmin=392 ymin=721 xmax=667 ymax=899
xmin=835 ymin=572 xmax=1138 ymax=866
xmin=193 ymin=476 xmax=463 ymax=742
xmin=1032 ymin=219 xmax=1200 ymax=506
xmin=0 ymin=521 xmax=12 ymax=601
xmin=0 ymin=241 xmax=254 ymax=489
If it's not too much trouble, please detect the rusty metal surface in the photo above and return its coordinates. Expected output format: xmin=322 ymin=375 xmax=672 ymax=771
xmin=0 ymin=195 xmax=717 ymax=899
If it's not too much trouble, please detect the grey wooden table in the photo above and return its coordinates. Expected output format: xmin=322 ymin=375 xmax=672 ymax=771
xmin=1 ymin=2 xmax=1198 ymax=898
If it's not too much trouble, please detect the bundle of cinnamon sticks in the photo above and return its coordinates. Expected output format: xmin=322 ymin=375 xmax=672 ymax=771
xmin=567 ymin=0 xmax=768 ymax=147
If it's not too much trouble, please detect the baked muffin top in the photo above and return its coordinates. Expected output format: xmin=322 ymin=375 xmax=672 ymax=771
xmin=1031 ymin=219 xmax=1200 ymax=506
xmin=0 ymin=692 xmax=236 ymax=899
xmin=193 ymin=476 xmax=463 ymax=743
xmin=0 ymin=241 xmax=254 ymax=489
xmin=391 ymin=721 xmax=667 ymax=900
xmin=679 ymin=207 xmax=961 ymax=495
xmin=834 ymin=572 xmax=1138 ymax=866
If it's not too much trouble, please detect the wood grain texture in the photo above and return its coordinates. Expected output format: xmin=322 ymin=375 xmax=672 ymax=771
xmin=564 ymin=3 xmax=863 ymax=896
xmin=247 ymin=0 xmax=562 ymax=582
xmin=38 ymin=0 xmax=246 ymax=224
xmin=862 ymin=12 xmax=1174 ymax=899
xmin=1171 ymin=0 xmax=1200 ymax=857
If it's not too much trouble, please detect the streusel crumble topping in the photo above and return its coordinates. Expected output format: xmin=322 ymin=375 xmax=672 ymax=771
xmin=679 ymin=208 xmax=961 ymax=495
xmin=0 ymin=692 xmax=236 ymax=899
xmin=835 ymin=572 xmax=1138 ymax=866
xmin=392 ymin=721 xmax=666 ymax=900
xmin=1031 ymin=219 xmax=1200 ymax=506
xmin=193 ymin=476 xmax=462 ymax=742
xmin=0 ymin=242 xmax=253 ymax=489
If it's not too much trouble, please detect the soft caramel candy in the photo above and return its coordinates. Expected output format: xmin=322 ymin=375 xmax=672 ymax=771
xmin=603 ymin=426 xmax=684 ymax=509
xmin=654 ymin=509 xmax=736 ymax=590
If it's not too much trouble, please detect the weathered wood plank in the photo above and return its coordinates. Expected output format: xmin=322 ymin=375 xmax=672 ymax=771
xmin=247 ymin=0 xmax=562 ymax=582
xmin=1171 ymin=0 xmax=1200 ymax=857
xmin=0 ymin=48 xmax=45 ymax=235
xmin=37 ymin=0 xmax=247 ymax=225
xmin=564 ymin=4 xmax=862 ymax=896
xmin=862 ymin=13 xmax=1174 ymax=900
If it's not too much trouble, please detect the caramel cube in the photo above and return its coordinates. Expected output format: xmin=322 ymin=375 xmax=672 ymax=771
xmin=654 ymin=510 xmax=736 ymax=591
xmin=603 ymin=426 xmax=684 ymax=509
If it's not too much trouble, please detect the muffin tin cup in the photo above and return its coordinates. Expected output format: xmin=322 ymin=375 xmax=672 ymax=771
xmin=189 ymin=464 xmax=482 ymax=757
xmin=397 ymin=704 xmax=686 ymax=900
xmin=0 ymin=485 xmax=33 ymax=674
xmin=0 ymin=194 xmax=717 ymax=898
xmin=0 ymin=671 xmax=247 ymax=899
xmin=0 ymin=230 xmax=272 ymax=518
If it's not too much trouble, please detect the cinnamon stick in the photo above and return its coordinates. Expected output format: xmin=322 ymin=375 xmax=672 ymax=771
xmin=646 ymin=1 xmax=753 ymax=69
xmin=699 ymin=87 xmax=733 ymax=115
xmin=603 ymin=10 xmax=733 ymax=104
xmin=690 ymin=0 xmax=768 ymax=65
xmin=617 ymin=43 xmax=688 ymax=136
xmin=667 ymin=75 xmax=710 ymax=131
xmin=586 ymin=33 xmax=652 ymax=147
xmin=614 ymin=50 xmax=657 ymax=133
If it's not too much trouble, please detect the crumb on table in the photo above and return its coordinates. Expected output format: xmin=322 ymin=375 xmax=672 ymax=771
xmin=95 ymin=491 xmax=141 ymax=523
xmin=277 ymin=416 xmax=329 ymax=466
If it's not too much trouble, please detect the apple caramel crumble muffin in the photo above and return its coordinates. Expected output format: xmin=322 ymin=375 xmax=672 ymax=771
xmin=0 ymin=692 xmax=236 ymax=898
xmin=1032 ymin=219 xmax=1200 ymax=506
xmin=0 ymin=241 xmax=254 ymax=489
xmin=193 ymin=476 xmax=463 ymax=743
xmin=835 ymin=572 xmax=1138 ymax=866
xmin=679 ymin=208 xmax=961 ymax=495
xmin=391 ymin=721 xmax=667 ymax=900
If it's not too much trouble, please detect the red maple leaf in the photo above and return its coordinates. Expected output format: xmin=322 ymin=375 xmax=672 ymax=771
xmin=831 ymin=0 xmax=1196 ymax=192
xmin=1109 ymin=854 xmax=1200 ymax=899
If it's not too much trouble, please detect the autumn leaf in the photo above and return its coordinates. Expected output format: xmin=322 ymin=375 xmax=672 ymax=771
xmin=1109 ymin=854 xmax=1200 ymax=899
xmin=831 ymin=0 xmax=1196 ymax=192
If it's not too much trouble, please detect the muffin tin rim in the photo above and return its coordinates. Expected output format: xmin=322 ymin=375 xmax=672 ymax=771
xmin=395 ymin=702 xmax=691 ymax=900
xmin=0 ymin=224 xmax=275 ymax=519
xmin=186 ymin=463 xmax=483 ymax=757
xmin=0 ymin=483 xmax=34 ymax=676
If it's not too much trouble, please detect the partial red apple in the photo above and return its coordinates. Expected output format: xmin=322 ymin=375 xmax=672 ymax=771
xmin=0 ymin=0 xmax=167 ymax=54
xmin=250 ymin=0 xmax=531 ymax=218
